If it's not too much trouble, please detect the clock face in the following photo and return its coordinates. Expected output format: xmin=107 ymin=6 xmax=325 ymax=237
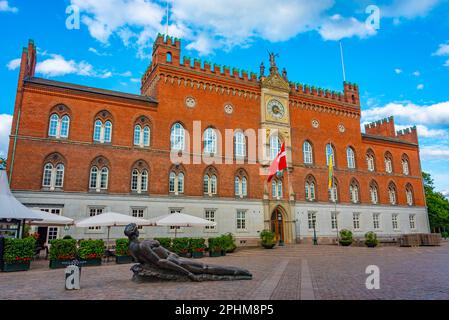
xmin=267 ymin=99 xmax=285 ymax=119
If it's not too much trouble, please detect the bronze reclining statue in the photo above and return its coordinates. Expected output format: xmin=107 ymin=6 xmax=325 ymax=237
xmin=124 ymin=223 xmax=252 ymax=282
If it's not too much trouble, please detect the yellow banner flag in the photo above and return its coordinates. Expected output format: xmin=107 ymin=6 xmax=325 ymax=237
xmin=328 ymin=154 xmax=333 ymax=189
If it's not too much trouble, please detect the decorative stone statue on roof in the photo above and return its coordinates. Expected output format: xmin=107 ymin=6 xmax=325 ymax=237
xmin=268 ymin=51 xmax=279 ymax=68
xmin=124 ymin=223 xmax=252 ymax=282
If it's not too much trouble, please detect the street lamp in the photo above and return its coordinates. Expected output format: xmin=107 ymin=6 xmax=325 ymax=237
xmin=312 ymin=217 xmax=318 ymax=245
xmin=278 ymin=212 xmax=284 ymax=246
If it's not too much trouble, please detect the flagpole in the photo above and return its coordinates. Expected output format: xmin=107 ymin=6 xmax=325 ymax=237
xmin=329 ymin=140 xmax=339 ymax=245
xmin=339 ymin=41 xmax=346 ymax=82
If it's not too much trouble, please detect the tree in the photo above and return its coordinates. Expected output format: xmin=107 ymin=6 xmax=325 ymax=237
xmin=0 ymin=157 xmax=6 ymax=170
xmin=422 ymin=172 xmax=449 ymax=233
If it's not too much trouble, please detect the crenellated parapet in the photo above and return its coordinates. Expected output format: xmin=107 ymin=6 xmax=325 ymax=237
xmin=365 ymin=116 xmax=396 ymax=138
xmin=396 ymin=126 xmax=418 ymax=144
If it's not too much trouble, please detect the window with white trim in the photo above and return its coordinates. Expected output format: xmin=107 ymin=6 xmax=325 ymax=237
xmin=170 ymin=122 xmax=185 ymax=151
xmin=406 ymin=186 xmax=414 ymax=206
xmin=366 ymin=152 xmax=375 ymax=172
xmin=88 ymin=207 xmax=103 ymax=231
xmin=134 ymin=125 xmax=151 ymax=147
xmin=204 ymin=127 xmax=217 ymax=154
xmin=303 ymin=141 xmax=313 ymax=164
xmin=308 ymin=212 xmax=317 ymax=230
xmin=388 ymin=184 xmax=397 ymax=205
xmin=48 ymin=114 xmax=70 ymax=138
xmin=93 ymin=119 xmax=112 ymax=143
xmin=346 ymin=147 xmax=356 ymax=169
xmin=89 ymin=166 xmax=109 ymax=192
xmin=270 ymin=135 xmax=281 ymax=160
xmin=131 ymin=169 xmax=148 ymax=194
xmin=42 ymin=162 xmax=65 ymax=190
xmin=402 ymin=155 xmax=410 ymax=176
xmin=236 ymin=210 xmax=246 ymax=231
xmin=234 ymin=131 xmax=246 ymax=157
xmin=205 ymin=209 xmax=216 ymax=231
xmin=373 ymin=213 xmax=380 ymax=230
xmin=409 ymin=214 xmax=416 ymax=230
xmin=234 ymin=170 xmax=248 ymax=198
xmin=353 ymin=213 xmax=360 ymax=230
xmin=271 ymin=180 xmax=283 ymax=199
xmin=305 ymin=176 xmax=316 ymax=201
xmin=329 ymin=183 xmax=338 ymax=202
xmin=385 ymin=153 xmax=393 ymax=174
xmin=169 ymin=171 xmax=184 ymax=195
xmin=349 ymin=180 xmax=360 ymax=204
xmin=392 ymin=214 xmax=399 ymax=230
xmin=132 ymin=208 xmax=145 ymax=229
xmin=370 ymin=183 xmax=379 ymax=204
xmin=39 ymin=208 xmax=62 ymax=241
xmin=203 ymin=168 xmax=218 ymax=196
xmin=331 ymin=212 xmax=338 ymax=230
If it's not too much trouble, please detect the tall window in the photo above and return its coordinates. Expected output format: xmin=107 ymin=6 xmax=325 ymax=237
xmin=366 ymin=150 xmax=375 ymax=172
xmin=402 ymin=155 xmax=410 ymax=176
xmin=132 ymin=208 xmax=145 ymax=229
xmin=236 ymin=210 xmax=246 ymax=230
xmin=331 ymin=212 xmax=338 ymax=230
xmin=169 ymin=170 xmax=184 ymax=195
xmin=271 ymin=179 xmax=283 ymax=199
xmin=203 ymin=167 xmax=217 ymax=196
xmin=234 ymin=170 xmax=248 ymax=198
xmin=409 ymin=214 xmax=416 ymax=230
xmin=326 ymin=143 xmax=335 ymax=167
xmin=234 ymin=131 xmax=246 ymax=157
xmin=205 ymin=210 xmax=216 ymax=231
xmin=134 ymin=116 xmax=151 ymax=147
xmin=388 ymin=183 xmax=397 ymax=205
xmin=41 ymin=153 xmax=65 ymax=190
xmin=308 ymin=212 xmax=317 ymax=230
xmin=349 ymin=179 xmax=360 ymax=204
xmin=346 ymin=147 xmax=356 ymax=169
xmin=89 ymin=157 xmax=110 ymax=192
xmin=270 ymin=135 xmax=281 ymax=160
xmin=406 ymin=185 xmax=414 ymax=206
xmin=88 ymin=207 xmax=103 ymax=231
xmin=392 ymin=214 xmax=399 ymax=230
xmin=48 ymin=113 xmax=70 ymax=138
xmin=370 ymin=182 xmax=379 ymax=204
xmin=303 ymin=141 xmax=313 ymax=164
xmin=204 ymin=127 xmax=217 ymax=154
xmin=170 ymin=122 xmax=185 ymax=151
xmin=93 ymin=117 xmax=113 ymax=143
xmin=353 ymin=213 xmax=360 ymax=230
xmin=373 ymin=213 xmax=380 ymax=230
xmin=385 ymin=152 xmax=393 ymax=174
xmin=305 ymin=176 xmax=316 ymax=201
xmin=329 ymin=181 xmax=338 ymax=203
xmin=131 ymin=167 xmax=149 ymax=194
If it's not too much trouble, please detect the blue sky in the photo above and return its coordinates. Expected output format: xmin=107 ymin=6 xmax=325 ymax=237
xmin=0 ymin=0 xmax=448 ymax=195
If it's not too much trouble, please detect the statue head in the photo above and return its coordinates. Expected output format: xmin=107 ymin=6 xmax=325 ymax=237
xmin=124 ymin=223 xmax=139 ymax=240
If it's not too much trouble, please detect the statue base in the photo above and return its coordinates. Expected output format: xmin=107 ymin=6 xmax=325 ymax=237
xmin=131 ymin=264 xmax=252 ymax=282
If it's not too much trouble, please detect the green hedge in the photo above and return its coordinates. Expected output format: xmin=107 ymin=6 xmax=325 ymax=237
xmin=222 ymin=233 xmax=237 ymax=253
xmin=154 ymin=238 xmax=172 ymax=250
xmin=172 ymin=238 xmax=190 ymax=255
xmin=260 ymin=230 xmax=276 ymax=246
xmin=3 ymin=237 xmax=36 ymax=264
xmin=115 ymin=238 xmax=130 ymax=257
xmin=78 ymin=239 xmax=104 ymax=259
xmin=189 ymin=238 xmax=206 ymax=253
xmin=49 ymin=239 xmax=77 ymax=260
xmin=339 ymin=229 xmax=353 ymax=246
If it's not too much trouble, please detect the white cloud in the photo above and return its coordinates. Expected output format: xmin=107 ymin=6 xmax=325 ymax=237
xmin=318 ymin=14 xmax=377 ymax=41
xmin=394 ymin=68 xmax=402 ymax=74
xmin=0 ymin=114 xmax=12 ymax=158
xmin=413 ymin=71 xmax=420 ymax=76
xmin=442 ymin=190 xmax=449 ymax=198
xmin=420 ymin=146 xmax=449 ymax=160
xmin=381 ymin=0 xmax=440 ymax=19
xmin=88 ymin=47 xmax=111 ymax=56
xmin=433 ymin=43 xmax=449 ymax=56
xmin=417 ymin=84 xmax=424 ymax=90
xmin=362 ymin=101 xmax=449 ymax=126
xmin=35 ymin=54 xmax=112 ymax=78
xmin=6 ymin=58 xmax=21 ymax=70
xmin=0 ymin=1 xmax=18 ymax=13
xmin=130 ymin=78 xmax=140 ymax=83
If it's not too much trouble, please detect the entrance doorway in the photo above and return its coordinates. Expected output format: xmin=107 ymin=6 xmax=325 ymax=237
xmin=270 ymin=208 xmax=285 ymax=243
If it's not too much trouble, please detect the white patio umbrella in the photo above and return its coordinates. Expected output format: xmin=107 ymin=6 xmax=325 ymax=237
xmin=75 ymin=211 xmax=152 ymax=249
xmin=28 ymin=210 xmax=74 ymax=227
xmin=0 ymin=170 xmax=43 ymax=237
xmin=147 ymin=212 xmax=217 ymax=238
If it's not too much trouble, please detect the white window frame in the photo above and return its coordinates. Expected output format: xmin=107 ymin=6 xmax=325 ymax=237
xmin=170 ymin=123 xmax=185 ymax=151
xmin=392 ymin=214 xmax=399 ymax=231
xmin=331 ymin=212 xmax=338 ymax=230
xmin=385 ymin=157 xmax=393 ymax=174
xmin=406 ymin=189 xmax=414 ymax=206
xmin=87 ymin=207 xmax=104 ymax=233
xmin=131 ymin=207 xmax=146 ymax=229
xmin=409 ymin=214 xmax=416 ymax=230
xmin=89 ymin=166 xmax=109 ymax=192
xmin=42 ymin=163 xmax=64 ymax=190
xmin=204 ymin=209 xmax=217 ymax=232
xmin=370 ymin=186 xmax=378 ymax=204
xmin=308 ymin=211 xmax=317 ymax=230
xmin=367 ymin=155 xmax=375 ymax=172
xmin=353 ymin=213 xmax=361 ymax=230
xmin=204 ymin=127 xmax=217 ymax=154
xmin=236 ymin=209 xmax=247 ymax=232
xmin=347 ymin=147 xmax=356 ymax=169
xmin=234 ymin=131 xmax=246 ymax=157
xmin=93 ymin=120 xmax=112 ymax=144
xmin=402 ymin=159 xmax=410 ymax=176
xmin=373 ymin=213 xmax=380 ymax=230
xmin=303 ymin=141 xmax=313 ymax=164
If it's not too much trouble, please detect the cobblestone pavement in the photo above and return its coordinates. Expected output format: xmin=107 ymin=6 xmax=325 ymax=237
xmin=1 ymin=243 xmax=448 ymax=300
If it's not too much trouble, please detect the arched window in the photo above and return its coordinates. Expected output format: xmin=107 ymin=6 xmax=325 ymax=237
xmin=406 ymin=184 xmax=414 ymax=206
xmin=49 ymin=114 xmax=59 ymax=137
xmin=204 ymin=127 xmax=217 ymax=154
xmin=271 ymin=179 xmax=283 ymax=199
xmin=131 ymin=169 xmax=139 ymax=191
xmin=326 ymin=143 xmax=335 ymax=167
xmin=169 ymin=166 xmax=185 ymax=195
xmin=234 ymin=131 xmax=246 ymax=157
xmin=166 ymin=52 xmax=172 ymax=63
xmin=170 ymin=122 xmax=185 ymax=151
xmin=270 ymin=135 xmax=282 ymax=160
xmin=349 ymin=179 xmax=360 ymax=204
xmin=303 ymin=141 xmax=313 ymax=164
xmin=134 ymin=125 xmax=142 ymax=146
xmin=203 ymin=167 xmax=218 ymax=196
xmin=370 ymin=181 xmax=379 ymax=204
xmin=305 ymin=176 xmax=316 ymax=201
xmin=388 ymin=183 xmax=397 ymax=205
xmin=402 ymin=154 xmax=410 ymax=176
xmin=366 ymin=149 xmax=375 ymax=172
xmin=93 ymin=111 xmax=113 ymax=143
xmin=234 ymin=169 xmax=248 ymax=198
xmin=130 ymin=160 xmax=150 ymax=194
xmin=42 ymin=153 xmax=65 ymax=190
xmin=60 ymin=115 xmax=70 ymax=138
xmin=346 ymin=147 xmax=356 ymax=169
xmin=329 ymin=179 xmax=338 ymax=203
xmin=143 ymin=126 xmax=150 ymax=147
xmin=89 ymin=156 xmax=110 ymax=192
xmin=385 ymin=152 xmax=393 ymax=174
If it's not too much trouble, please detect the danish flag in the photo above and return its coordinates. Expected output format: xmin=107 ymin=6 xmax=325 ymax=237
xmin=267 ymin=143 xmax=287 ymax=182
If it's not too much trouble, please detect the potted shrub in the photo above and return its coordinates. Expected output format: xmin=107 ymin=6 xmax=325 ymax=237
xmin=365 ymin=231 xmax=379 ymax=248
xmin=78 ymin=239 xmax=104 ymax=266
xmin=154 ymin=237 xmax=172 ymax=251
xmin=208 ymin=237 xmax=222 ymax=257
xmin=260 ymin=230 xmax=276 ymax=249
xmin=222 ymin=233 xmax=237 ymax=254
xmin=48 ymin=239 xmax=77 ymax=269
xmin=172 ymin=238 xmax=191 ymax=257
xmin=339 ymin=229 xmax=353 ymax=246
xmin=190 ymin=238 xmax=206 ymax=258
xmin=115 ymin=238 xmax=133 ymax=264
xmin=2 ymin=237 xmax=36 ymax=272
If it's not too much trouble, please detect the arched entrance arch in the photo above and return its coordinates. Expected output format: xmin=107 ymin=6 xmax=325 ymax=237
xmin=271 ymin=206 xmax=286 ymax=243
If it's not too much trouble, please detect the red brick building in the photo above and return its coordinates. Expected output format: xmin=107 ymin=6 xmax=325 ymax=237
xmin=6 ymin=36 xmax=429 ymax=245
